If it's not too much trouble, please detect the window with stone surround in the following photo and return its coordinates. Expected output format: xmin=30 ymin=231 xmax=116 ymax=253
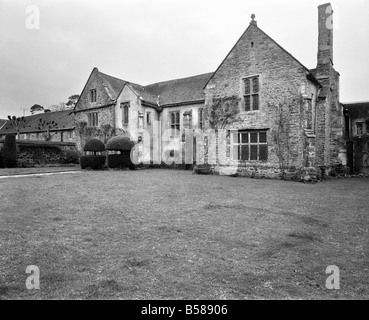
xmin=170 ymin=112 xmax=180 ymax=136
xmin=146 ymin=112 xmax=151 ymax=125
xmin=121 ymin=102 xmax=130 ymax=125
xmin=90 ymin=89 xmax=97 ymax=103
xmin=243 ymin=76 xmax=259 ymax=111
xmin=198 ymin=108 xmax=204 ymax=130
xmin=356 ymin=122 xmax=364 ymax=135
xmin=232 ymin=130 xmax=268 ymax=161
xmin=88 ymin=112 xmax=98 ymax=127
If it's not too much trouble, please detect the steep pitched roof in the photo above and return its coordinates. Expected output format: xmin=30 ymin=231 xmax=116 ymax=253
xmin=343 ymin=102 xmax=369 ymax=120
xmin=204 ymin=23 xmax=319 ymax=89
xmin=94 ymin=69 xmax=213 ymax=106
xmin=0 ymin=119 xmax=7 ymax=129
xmin=144 ymin=73 xmax=213 ymax=105
xmin=0 ymin=110 xmax=74 ymax=135
xmin=125 ymin=82 xmax=158 ymax=105
xmin=98 ymin=71 xmax=127 ymax=101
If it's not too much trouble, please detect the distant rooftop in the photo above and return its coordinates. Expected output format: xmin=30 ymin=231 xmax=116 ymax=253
xmin=0 ymin=110 xmax=74 ymax=135
xmin=343 ymin=101 xmax=369 ymax=119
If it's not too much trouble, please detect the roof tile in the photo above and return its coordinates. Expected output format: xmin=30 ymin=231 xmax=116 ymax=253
xmin=0 ymin=110 xmax=74 ymax=135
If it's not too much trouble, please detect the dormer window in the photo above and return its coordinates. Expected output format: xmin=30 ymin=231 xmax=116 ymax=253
xmin=90 ymin=89 xmax=97 ymax=103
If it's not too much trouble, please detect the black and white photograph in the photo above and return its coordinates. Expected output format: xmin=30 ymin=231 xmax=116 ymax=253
xmin=0 ymin=0 xmax=368 ymax=308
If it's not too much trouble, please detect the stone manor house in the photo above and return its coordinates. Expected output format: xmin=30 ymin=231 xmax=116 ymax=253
xmin=3 ymin=3 xmax=366 ymax=177
xmin=72 ymin=3 xmax=348 ymax=178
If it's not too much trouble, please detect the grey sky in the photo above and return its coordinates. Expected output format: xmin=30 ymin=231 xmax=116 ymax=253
xmin=0 ymin=0 xmax=368 ymax=119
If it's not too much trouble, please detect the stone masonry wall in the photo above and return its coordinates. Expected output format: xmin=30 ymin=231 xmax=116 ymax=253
xmin=74 ymin=68 xmax=112 ymax=112
xmin=204 ymin=22 xmax=318 ymax=176
xmin=74 ymin=106 xmax=115 ymax=150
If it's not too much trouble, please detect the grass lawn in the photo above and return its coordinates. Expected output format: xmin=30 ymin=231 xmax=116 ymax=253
xmin=0 ymin=169 xmax=368 ymax=300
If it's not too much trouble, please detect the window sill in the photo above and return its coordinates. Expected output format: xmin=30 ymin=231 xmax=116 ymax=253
xmin=243 ymin=110 xmax=260 ymax=114
xmin=231 ymin=160 xmax=268 ymax=164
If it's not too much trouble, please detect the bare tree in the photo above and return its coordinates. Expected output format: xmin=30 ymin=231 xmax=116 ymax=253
xmin=7 ymin=116 xmax=26 ymax=138
xmin=37 ymin=119 xmax=58 ymax=141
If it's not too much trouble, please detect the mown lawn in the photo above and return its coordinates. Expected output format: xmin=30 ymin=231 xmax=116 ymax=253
xmin=0 ymin=169 xmax=368 ymax=300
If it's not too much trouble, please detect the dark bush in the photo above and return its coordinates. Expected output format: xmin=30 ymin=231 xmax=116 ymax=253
xmin=106 ymin=136 xmax=135 ymax=152
xmin=193 ymin=164 xmax=212 ymax=175
xmin=2 ymin=134 xmax=17 ymax=168
xmin=84 ymin=138 xmax=105 ymax=153
xmin=80 ymin=155 xmax=106 ymax=170
xmin=17 ymin=154 xmax=35 ymax=168
xmin=62 ymin=149 xmax=80 ymax=164
xmin=17 ymin=144 xmax=62 ymax=167
xmin=107 ymin=152 xmax=135 ymax=170
xmin=0 ymin=149 xmax=4 ymax=168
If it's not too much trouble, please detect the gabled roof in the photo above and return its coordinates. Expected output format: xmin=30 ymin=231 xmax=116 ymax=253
xmin=144 ymin=73 xmax=213 ymax=105
xmin=80 ymin=20 xmax=323 ymax=109
xmin=204 ymin=23 xmax=319 ymax=89
xmin=92 ymin=69 xmax=213 ymax=107
xmin=98 ymin=71 xmax=127 ymax=101
xmin=125 ymin=82 xmax=158 ymax=105
xmin=0 ymin=110 xmax=74 ymax=135
xmin=343 ymin=102 xmax=369 ymax=120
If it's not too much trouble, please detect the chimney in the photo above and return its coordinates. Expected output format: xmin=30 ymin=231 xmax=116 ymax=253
xmin=316 ymin=3 xmax=334 ymax=79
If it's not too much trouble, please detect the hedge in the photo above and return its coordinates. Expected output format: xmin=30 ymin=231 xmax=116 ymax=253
xmin=17 ymin=144 xmax=62 ymax=167
xmin=2 ymin=134 xmax=17 ymax=168
xmin=84 ymin=138 xmax=105 ymax=153
xmin=62 ymin=149 xmax=80 ymax=164
xmin=107 ymin=152 xmax=135 ymax=170
xmin=80 ymin=155 xmax=106 ymax=170
xmin=0 ymin=150 xmax=4 ymax=168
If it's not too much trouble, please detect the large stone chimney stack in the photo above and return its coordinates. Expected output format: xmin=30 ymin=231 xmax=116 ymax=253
xmin=316 ymin=3 xmax=334 ymax=79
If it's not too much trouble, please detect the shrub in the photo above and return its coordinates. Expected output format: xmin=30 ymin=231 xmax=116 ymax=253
xmin=106 ymin=136 xmax=135 ymax=152
xmin=0 ymin=149 xmax=4 ymax=168
xmin=17 ymin=156 xmax=35 ymax=168
xmin=17 ymin=144 xmax=62 ymax=167
xmin=63 ymin=149 xmax=80 ymax=164
xmin=193 ymin=164 xmax=212 ymax=175
xmin=2 ymin=134 xmax=17 ymax=168
xmin=84 ymin=138 xmax=105 ymax=153
xmin=107 ymin=152 xmax=135 ymax=170
xmin=80 ymin=155 xmax=106 ymax=170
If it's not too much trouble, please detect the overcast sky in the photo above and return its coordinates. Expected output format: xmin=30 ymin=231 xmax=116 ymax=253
xmin=0 ymin=0 xmax=368 ymax=119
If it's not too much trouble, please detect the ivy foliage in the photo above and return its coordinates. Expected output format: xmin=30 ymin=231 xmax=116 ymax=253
xmin=207 ymin=96 xmax=240 ymax=129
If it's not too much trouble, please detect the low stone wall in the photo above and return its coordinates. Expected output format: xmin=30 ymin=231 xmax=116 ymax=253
xmin=212 ymin=164 xmax=322 ymax=182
